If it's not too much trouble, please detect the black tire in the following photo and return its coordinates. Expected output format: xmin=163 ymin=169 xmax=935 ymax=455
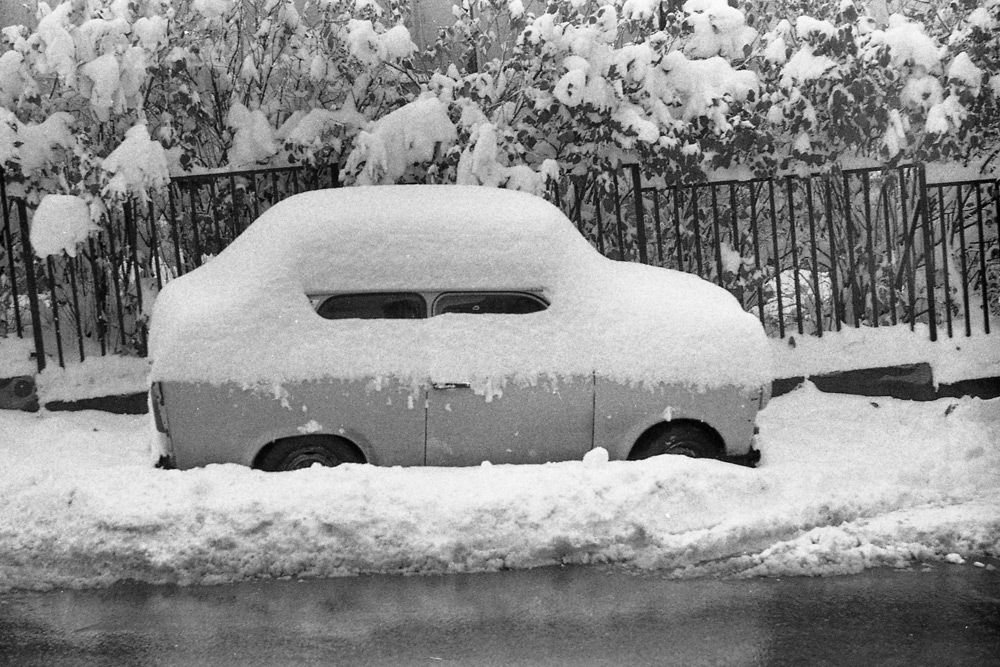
xmin=627 ymin=422 xmax=721 ymax=461
xmin=258 ymin=436 xmax=363 ymax=472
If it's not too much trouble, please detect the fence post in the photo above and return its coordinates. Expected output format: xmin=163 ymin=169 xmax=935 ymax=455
xmin=1 ymin=172 xmax=24 ymax=337
xmin=15 ymin=199 xmax=46 ymax=372
xmin=824 ymin=178 xmax=842 ymax=330
xmin=45 ymin=255 xmax=65 ymax=368
xmin=629 ymin=164 xmax=648 ymax=264
xmin=977 ymin=182 xmax=994 ymax=335
xmin=918 ymin=166 xmax=938 ymax=342
xmin=786 ymin=177 xmax=804 ymax=335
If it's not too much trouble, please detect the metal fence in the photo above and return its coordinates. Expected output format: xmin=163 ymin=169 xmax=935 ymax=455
xmin=1 ymin=162 xmax=997 ymax=375
xmin=1 ymin=164 xmax=340 ymax=373
xmin=551 ymin=164 xmax=998 ymax=342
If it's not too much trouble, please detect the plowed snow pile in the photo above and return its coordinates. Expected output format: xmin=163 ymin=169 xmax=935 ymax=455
xmin=1 ymin=383 xmax=997 ymax=591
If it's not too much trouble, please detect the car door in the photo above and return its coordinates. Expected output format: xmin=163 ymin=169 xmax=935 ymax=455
xmin=424 ymin=292 xmax=594 ymax=466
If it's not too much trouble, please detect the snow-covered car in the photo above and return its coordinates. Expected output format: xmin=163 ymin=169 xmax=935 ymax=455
xmin=148 ymin=185 xmax=772 ymax=471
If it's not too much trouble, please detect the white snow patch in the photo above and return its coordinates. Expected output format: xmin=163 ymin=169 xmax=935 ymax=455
xmin=0 ymin=386 xmax=996 ymax=590
xmin=36 ymin=355 xmax=150 ymax=402
xmin=771 ymin=324 xmax=1000 ymax=385
xmin=101 ymin=124 xmax=171 ymax=199
xmin=30 ymin=195 xmax=97 ymax=258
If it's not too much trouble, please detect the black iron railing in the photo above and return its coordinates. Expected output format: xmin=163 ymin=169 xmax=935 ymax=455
xmin=1 ymin=161 xmax=996 ymax=375
xmin=1 ymin=163 xmax=339 ymax=372
xmin=550 ymin=164 xmax=997 ymax=342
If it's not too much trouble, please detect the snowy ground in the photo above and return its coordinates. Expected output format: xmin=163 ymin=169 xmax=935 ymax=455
xmin=1 ymin=382 xmax=997 ymax=592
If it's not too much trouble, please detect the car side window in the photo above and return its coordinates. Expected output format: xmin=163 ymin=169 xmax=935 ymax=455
xmin=316 ymin=293 xmax=427 ymax=320
xmin=433 ymin=292 xmax=548 ymax=316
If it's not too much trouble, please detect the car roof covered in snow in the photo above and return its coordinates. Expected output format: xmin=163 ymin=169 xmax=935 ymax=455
xmin=201 ymin=185 xmax=596 ymax=293
xmin=150 ymin=185 xmax=771 ymax=390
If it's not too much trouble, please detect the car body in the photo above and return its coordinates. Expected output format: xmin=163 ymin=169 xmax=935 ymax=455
xmin=149 ymin=185 xmax=772 ymax=470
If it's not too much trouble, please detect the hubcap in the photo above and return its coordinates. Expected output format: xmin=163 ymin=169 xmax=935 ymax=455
xmin=284 ymin=448 xmax=338 ymax=470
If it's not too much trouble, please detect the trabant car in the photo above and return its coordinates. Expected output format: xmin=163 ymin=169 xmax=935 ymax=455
xmin=149 ymin=186 xmax=772 ymax=470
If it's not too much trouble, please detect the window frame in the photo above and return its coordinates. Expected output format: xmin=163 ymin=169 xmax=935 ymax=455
xmin=311 ymin=292 xmax=429 ymax=320
xmin=431 ymin=291 xmax=549 ymax=317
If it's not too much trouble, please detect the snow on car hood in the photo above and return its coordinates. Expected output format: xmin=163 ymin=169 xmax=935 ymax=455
xmin=149 ymin=185 xmax=772 ymax=391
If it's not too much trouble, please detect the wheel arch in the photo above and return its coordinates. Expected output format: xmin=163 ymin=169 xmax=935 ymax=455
xmin=252 ymin=433 xmax=369 ymax=470
xmin=626 ymin=419 xmax=725 ymax=460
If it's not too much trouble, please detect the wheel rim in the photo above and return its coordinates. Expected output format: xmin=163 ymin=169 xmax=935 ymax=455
xmin=662 ymin=442 xmax=702 ymax=457
xmin=282 ymin=447 xmax=340 ymax=470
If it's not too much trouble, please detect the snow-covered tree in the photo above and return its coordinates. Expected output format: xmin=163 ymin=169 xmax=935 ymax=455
xmin=0 ymin=0 xmax=995 ymax=202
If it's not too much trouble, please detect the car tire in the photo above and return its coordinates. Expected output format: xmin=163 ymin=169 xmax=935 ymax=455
xmin=258 ymin=436 xmax=364 ymax=472
xmin=628 ymin=423 xmax=720 ymax=460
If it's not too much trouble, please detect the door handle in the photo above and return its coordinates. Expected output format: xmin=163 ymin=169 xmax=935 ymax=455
xmin=431 ymin=382 xmax=471 ymax=390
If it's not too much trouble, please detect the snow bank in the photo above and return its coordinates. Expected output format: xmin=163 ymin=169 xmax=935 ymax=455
xmin=0 ymin=337 xmax=35 ymax=376
xmin=36 ymin=355 xmax=150 ymax=402
xmin=149 ymin=185 xmax=771 ymax=392
xmin=0 ymin=385 xmax=996 ymax=591
xmin=771 ymin=325 xmax=1000 ymax=384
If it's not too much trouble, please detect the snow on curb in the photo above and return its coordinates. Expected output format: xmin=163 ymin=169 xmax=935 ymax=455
xmin=0 ymin=384 xmax=997 ymax=591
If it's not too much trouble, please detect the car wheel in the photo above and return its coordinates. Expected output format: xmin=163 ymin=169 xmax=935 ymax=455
xmin=258 ymin=436 xmax=363 ymax=472
xmin=628 ymin=423 xmax=720 ymax=460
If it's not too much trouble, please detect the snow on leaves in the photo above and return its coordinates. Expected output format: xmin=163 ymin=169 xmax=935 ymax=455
xmin=0 ymin=0 xmax=996 ymax=207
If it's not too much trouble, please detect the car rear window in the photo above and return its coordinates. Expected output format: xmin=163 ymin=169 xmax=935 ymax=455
xmin=433 ymin=293 xmax=547 ymax=315
xmin=316 ymin=293 xmax=427 ymax=320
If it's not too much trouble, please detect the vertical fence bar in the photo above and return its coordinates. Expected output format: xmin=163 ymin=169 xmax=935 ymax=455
xmin=728 ymin=184 xmax=743 ymax=304
xmin=862 ymin=172 xmax=880 ymax=327
xmin=16 ymin=199 xmax=45 ymax=372
xmin=673 ymin=186 xmax=684 ymax=270
xmin=900 ymin=168 xmax=917 ymax=331
xmin=45 ymin=255 xmax=65 ymax=368
xmin=228 ymin=173 xmax=239 ymax=240
xmin=250 ymin=173 xmax=261 ymax=220
xmin=919 ymin=167 xmax=938 ymax=342
xmin=824 ymin=178 xmax=842 ymax=330
xmin=651 ymin=189 xmax=664 ymax=264
xmin=612 ymin=172 xmax=626 ymax=259
xmin=786 ymin=178 xmax=804 ymax=334
xmin=593 ymin=186 xmax=606 ymax=256
xmin=750 ymin=182 xmax=764 ymax=327
xmin=68 ymin=256 xmax=85 ymax=362
xmin=936 ymin=185 xmax=953 ymax=338
xmin=105 ymin=211 xmax=127 ymax=350
xmin=710 ymin=185 xmax=725 ymax=286
xmin=87 ymin=237 xmax=107 ymax=356
xmin=729 ymin=184 xmax=740 ymax=255
xmin=148 ymin=200 xmax=163 ymax=290
xmin=168 ymin=185 xmax=184 ymax=275
xmin=630 ymin=165 xmax=648 ymax=264
xmin=805 ymin=179 xmax=823 ymax=335
xmin=843 ymin=173 xmax=860 ymax=327
xmin=571 ymin=177 xmax=586 ymax=235
xmin=125 ymin=200 xmax=144 ymax=317
xmin=769 ymin=179 xmax=784 ymax=338
xmin=691 ymin=186 xmax=704 ymax=278
xmin=207 ymin=180 xmax=223 ymax=254
xmin=976 ymin=183 xmax=992 ymax=334
xmin=187 ymin=184 xmax=204 ymax=268
xmin=1 ymin=175 xmax=23 ymax=337
xmin=880 ymin=182 xmax=898 ymax=325
xmin=957 ymin=184 xmax=971 ymax=336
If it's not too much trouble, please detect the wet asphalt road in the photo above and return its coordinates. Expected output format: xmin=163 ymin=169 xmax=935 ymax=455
xmin=1 ymin=563 xmax=998 ymax=666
